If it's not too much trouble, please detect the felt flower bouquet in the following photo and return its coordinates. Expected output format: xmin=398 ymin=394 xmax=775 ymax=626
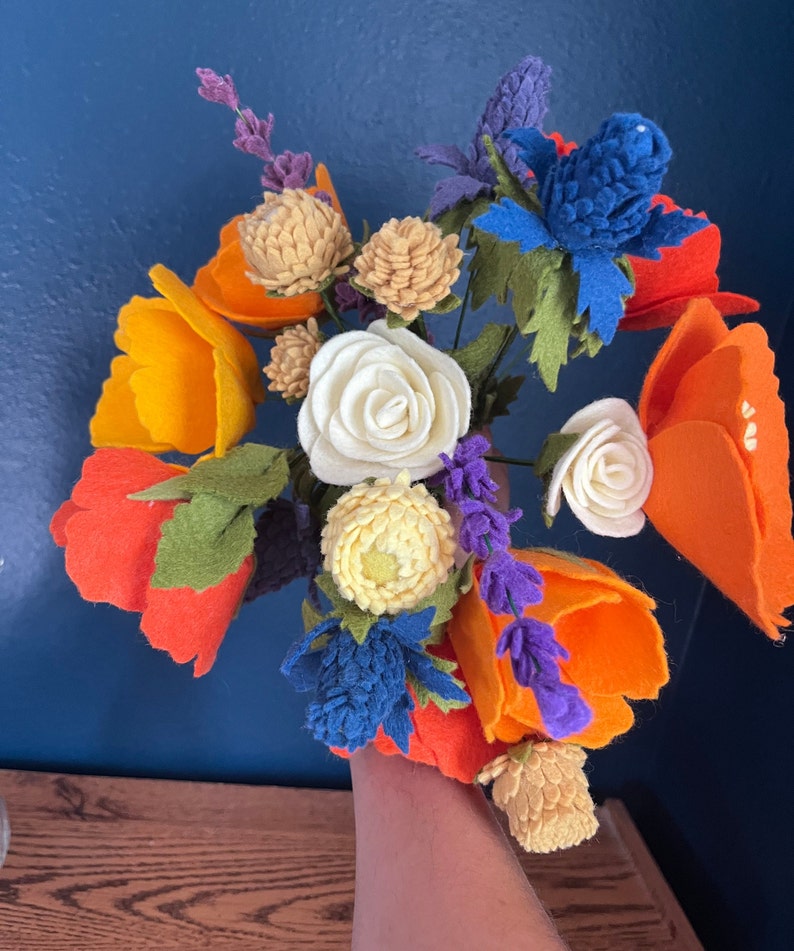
xmin=51 ymin=56 xmax=794 ymax=853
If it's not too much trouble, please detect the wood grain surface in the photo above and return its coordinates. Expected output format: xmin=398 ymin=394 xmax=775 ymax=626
xmin=0 ymin=769 xmax=701 ymax=950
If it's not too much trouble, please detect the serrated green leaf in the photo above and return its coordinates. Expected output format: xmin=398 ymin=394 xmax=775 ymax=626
xmin=315 ymin=572 xmax=377 ymax=644
xmin=415 ymin=558 xmax=474 ymax=645
xmin=482 ymin=135 xmax=543 ymax=214
xmin=434 ymin=195 xmax=493 ymax=237
xmin=447 ymin=323 xmax=514 ymax=385
xmin=486 ymin=374 xmax=525 ymax=421
xmin=406 ymin=669 xmax=470 ymax=714
xmin=468 ymin=228 xmax=522 ymax=310
xmin=427 ymin=292 xmax=462 ymax=315
xmin=150 ymin=495 xmax=254 ymax=590
xmin=131 ymin=444 xmax=289 ymax=507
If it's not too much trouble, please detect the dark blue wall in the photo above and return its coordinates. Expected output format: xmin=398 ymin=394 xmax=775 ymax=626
xmin=2 ymin=2 xmax=792 ymax=947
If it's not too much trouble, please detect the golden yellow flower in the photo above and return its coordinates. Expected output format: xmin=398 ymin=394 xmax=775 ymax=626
xmin=322 ymin=470 xmax=455 ymax=615
xmin=90 ymin=265 xmax=264 ymax=457
xmin=238 ymin=189 xmax=353 ymax=297
xmin=478 ymin=742 xmax=598 ymax=853
xmin=354 ymin=217 xmax=463 ymax=321
xmin=263 ymin=317 xmax=322 ymax=400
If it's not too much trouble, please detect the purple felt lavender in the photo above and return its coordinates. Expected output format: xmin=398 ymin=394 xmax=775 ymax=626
xmin=496 ymin=616 xmax=591 ymax=738
xmin=313 ymin=190 xmax=333 ymax=207
xmin=416 ymin=55 xmax=552 ymax=218
xmin=233 ymin=108 xmax=276 ymax=162
xmin=457 ymin=498 xmax=521 ymax=559
xmin=480 ymin=550 xmax=544 ymax=616
xmin=261 ymin=150 xmax=314 ymax=192
xmin=335 ymin=279 xmax=388 ymax=325
xmin=244 ymin=498 xmax=321 ymax=603
xmin=196 ymin=68 xmax=240 ymax=110
xmin=432 ymin=433 xmax=499 ymax=505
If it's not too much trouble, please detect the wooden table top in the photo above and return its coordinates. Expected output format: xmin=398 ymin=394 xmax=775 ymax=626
xmin=0 ymin=769 xmax=701 ymax=950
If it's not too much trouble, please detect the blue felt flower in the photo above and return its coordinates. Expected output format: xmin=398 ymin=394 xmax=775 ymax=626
xmin=280 ymin=608 xmax=469 ymax=753
xmin=416 ymin=55 xmax=552 ymax=219
xmin=473 ymin=114 xmax=709 ymax=344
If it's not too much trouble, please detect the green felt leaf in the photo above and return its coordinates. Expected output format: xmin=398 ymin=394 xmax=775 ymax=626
xmin=301 ymin=598 xmax=325 ymax=633
xmin=406 ymin=669 xmax=470 ymax=714
xmin=482 ymin=135 xmax=543 ymax=214
xmin=386 ymin=310 xmax=412 ymax=329
xmin=482 ymin=374 xmax=525 ymax=423
xmin=416 ymin=558 xmax=474 ymax=645
xmin=348 ymin=275 xmax=376 ymax=299
xmin=434 ymin=195 xmax=493 ymax=238
xmin=510 ymin=249 xmax=579 ymax=393
xmin=150 ymin=495 xmax=255 ymax=591
xmin=132 ymin=444 xmax=289 ymax=507
xmin=534 ymin=432 xmax=582 ymax=479
xmin=447 ymin=322 xmax=514 ymax=385
xmin=426 ymin=292 xmax=462 ymax=315
xmin=315 ymin=572 xmax=377 ymax=645
xmin=468 ymin=228 xmax=522 ymax=311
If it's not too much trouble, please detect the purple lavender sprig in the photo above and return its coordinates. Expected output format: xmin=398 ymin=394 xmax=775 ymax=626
xmin=437 ymin=433 xmax=590 ymax=739
xmin=196 ymin=67 xmax=313 ymax=192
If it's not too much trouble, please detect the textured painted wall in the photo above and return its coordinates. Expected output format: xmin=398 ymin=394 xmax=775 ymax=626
xmin=2 ymin=2 xmax=792 ymax=947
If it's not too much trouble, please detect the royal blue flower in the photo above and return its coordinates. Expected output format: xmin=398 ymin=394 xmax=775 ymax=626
xmin=480 ymin=550 xmax=544 ymax=616
xmin=473 ymin=114 xmax=709 ymax=344
xmin=431 ymin=433 xmax=499 ymax=505
xmin=496 ymin=616 xmax=591 ymax=739
xmin=416 ymin=56 xmax=552 ymax=219
xmin=280 ymin=608 xmax=468 ymax=753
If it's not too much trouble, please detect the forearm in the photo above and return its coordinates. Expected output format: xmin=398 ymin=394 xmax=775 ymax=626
xmin=349 ymin=745 xmax=567 ymax=950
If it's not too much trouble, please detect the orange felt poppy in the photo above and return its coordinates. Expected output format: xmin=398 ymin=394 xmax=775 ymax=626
xmin=332 ymin=640 xmax=510 ymax=783
xmin=192 ymin=163 xmax=345 ymax=330
xmin=90 ymin=266 xmax=264 ymax=457
xmin=50 ymin=448 xmax=253 ymax=675
xmin=446 ymin=550 xmax=668 ymax=748
xmin=639 ymin=298 xmax=794 ymax=639
xmin=620 ymin=195 xmax=759 ymax=331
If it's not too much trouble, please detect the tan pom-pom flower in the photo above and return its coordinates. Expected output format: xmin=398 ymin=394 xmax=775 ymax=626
xmin=238 ymin=190 xmax=354 ymax=297
xmin=478 ymin=741 xmax=598 ymax=853
xmin=322 ymin=470 xmax=456 ymax=615
xmin=354 ymin=217 xmax=463 ymax=321
xmin=263 ymin=317 xmax=322 ymax=400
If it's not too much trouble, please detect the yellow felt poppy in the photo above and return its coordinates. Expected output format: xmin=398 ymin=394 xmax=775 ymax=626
xmin=90 ymin=265 xmax=264 ymax=456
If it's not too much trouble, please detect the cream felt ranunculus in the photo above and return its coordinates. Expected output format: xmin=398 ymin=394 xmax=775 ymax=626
xmin=545 ymin=398 xmax=653 ymax=537
xmin=297 ymin=319 xmax=471 ymax=485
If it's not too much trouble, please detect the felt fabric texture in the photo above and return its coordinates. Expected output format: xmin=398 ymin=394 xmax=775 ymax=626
xmin=333 ymin=640 xmax=511 ymax=784
xmin=447 ymin=550 xmax=668 ymax=748
xmin=639 ymin=298 xmax=794 ymax=639
xmin=50 ymin=448 xmax=252 ymax=675
xmin=621 ymin=195 xmax=759 ymax=330
xmin=90 ymin=265 xmax=264 ymax=457
xmin=192 ymin=163 xmax=343 ymax=329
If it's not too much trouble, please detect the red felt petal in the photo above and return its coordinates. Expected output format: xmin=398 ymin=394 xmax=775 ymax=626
xmin=50 ymin=500 xmax=81 ymax=547
xmin=141 ymin=555 xmax=254 ymax=676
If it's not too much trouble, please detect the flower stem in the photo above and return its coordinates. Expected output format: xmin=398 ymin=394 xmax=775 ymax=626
xmin=413 ymin=314 xmax=429 ymax=342
xmin=321 ymin=290 xmax=346 ymax=334
xmin=453 ymin=267 xmax=473 ymax=349
xmin=483 ymin=454 xmax=534 ymax=468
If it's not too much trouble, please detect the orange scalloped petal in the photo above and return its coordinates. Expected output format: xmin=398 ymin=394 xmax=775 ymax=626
xmin=59 ymin=449 xmax=181 ymax=612
xmin=141 ymin=555 xmax=254 ymax=676
xmin=90 ymin=354 xmax=174 ymax=452
xmin=646 ymin=420 xmax=791 ymax=640
xmin=565 ymin=693 xmax=636 ymax=749
xmin=192 ymin=216 xmax=324 ymax=330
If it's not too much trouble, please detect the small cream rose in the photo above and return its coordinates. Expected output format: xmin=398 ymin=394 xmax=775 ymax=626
xmin=297 ymin=319 xmax=471 ymax=485
xmin=545 ymin=398 xmax=653 ymax=537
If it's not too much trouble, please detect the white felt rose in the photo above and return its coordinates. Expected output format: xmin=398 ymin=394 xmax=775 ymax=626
xmin=297 ymin=319 xmax=471 ymax=485
xmin=545 ymin=398 xmax=653 ymax=538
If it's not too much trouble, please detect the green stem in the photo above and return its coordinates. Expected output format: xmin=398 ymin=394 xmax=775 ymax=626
xmin=453 ymin=266 xmax=474 ymax=349
xmin=413 ymin=314 xmax=429 ymax=342
xmin=484 ymin=454 xmax=534 ymax=468
xmin=320 ymin=290 xmax=346 ymax=333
